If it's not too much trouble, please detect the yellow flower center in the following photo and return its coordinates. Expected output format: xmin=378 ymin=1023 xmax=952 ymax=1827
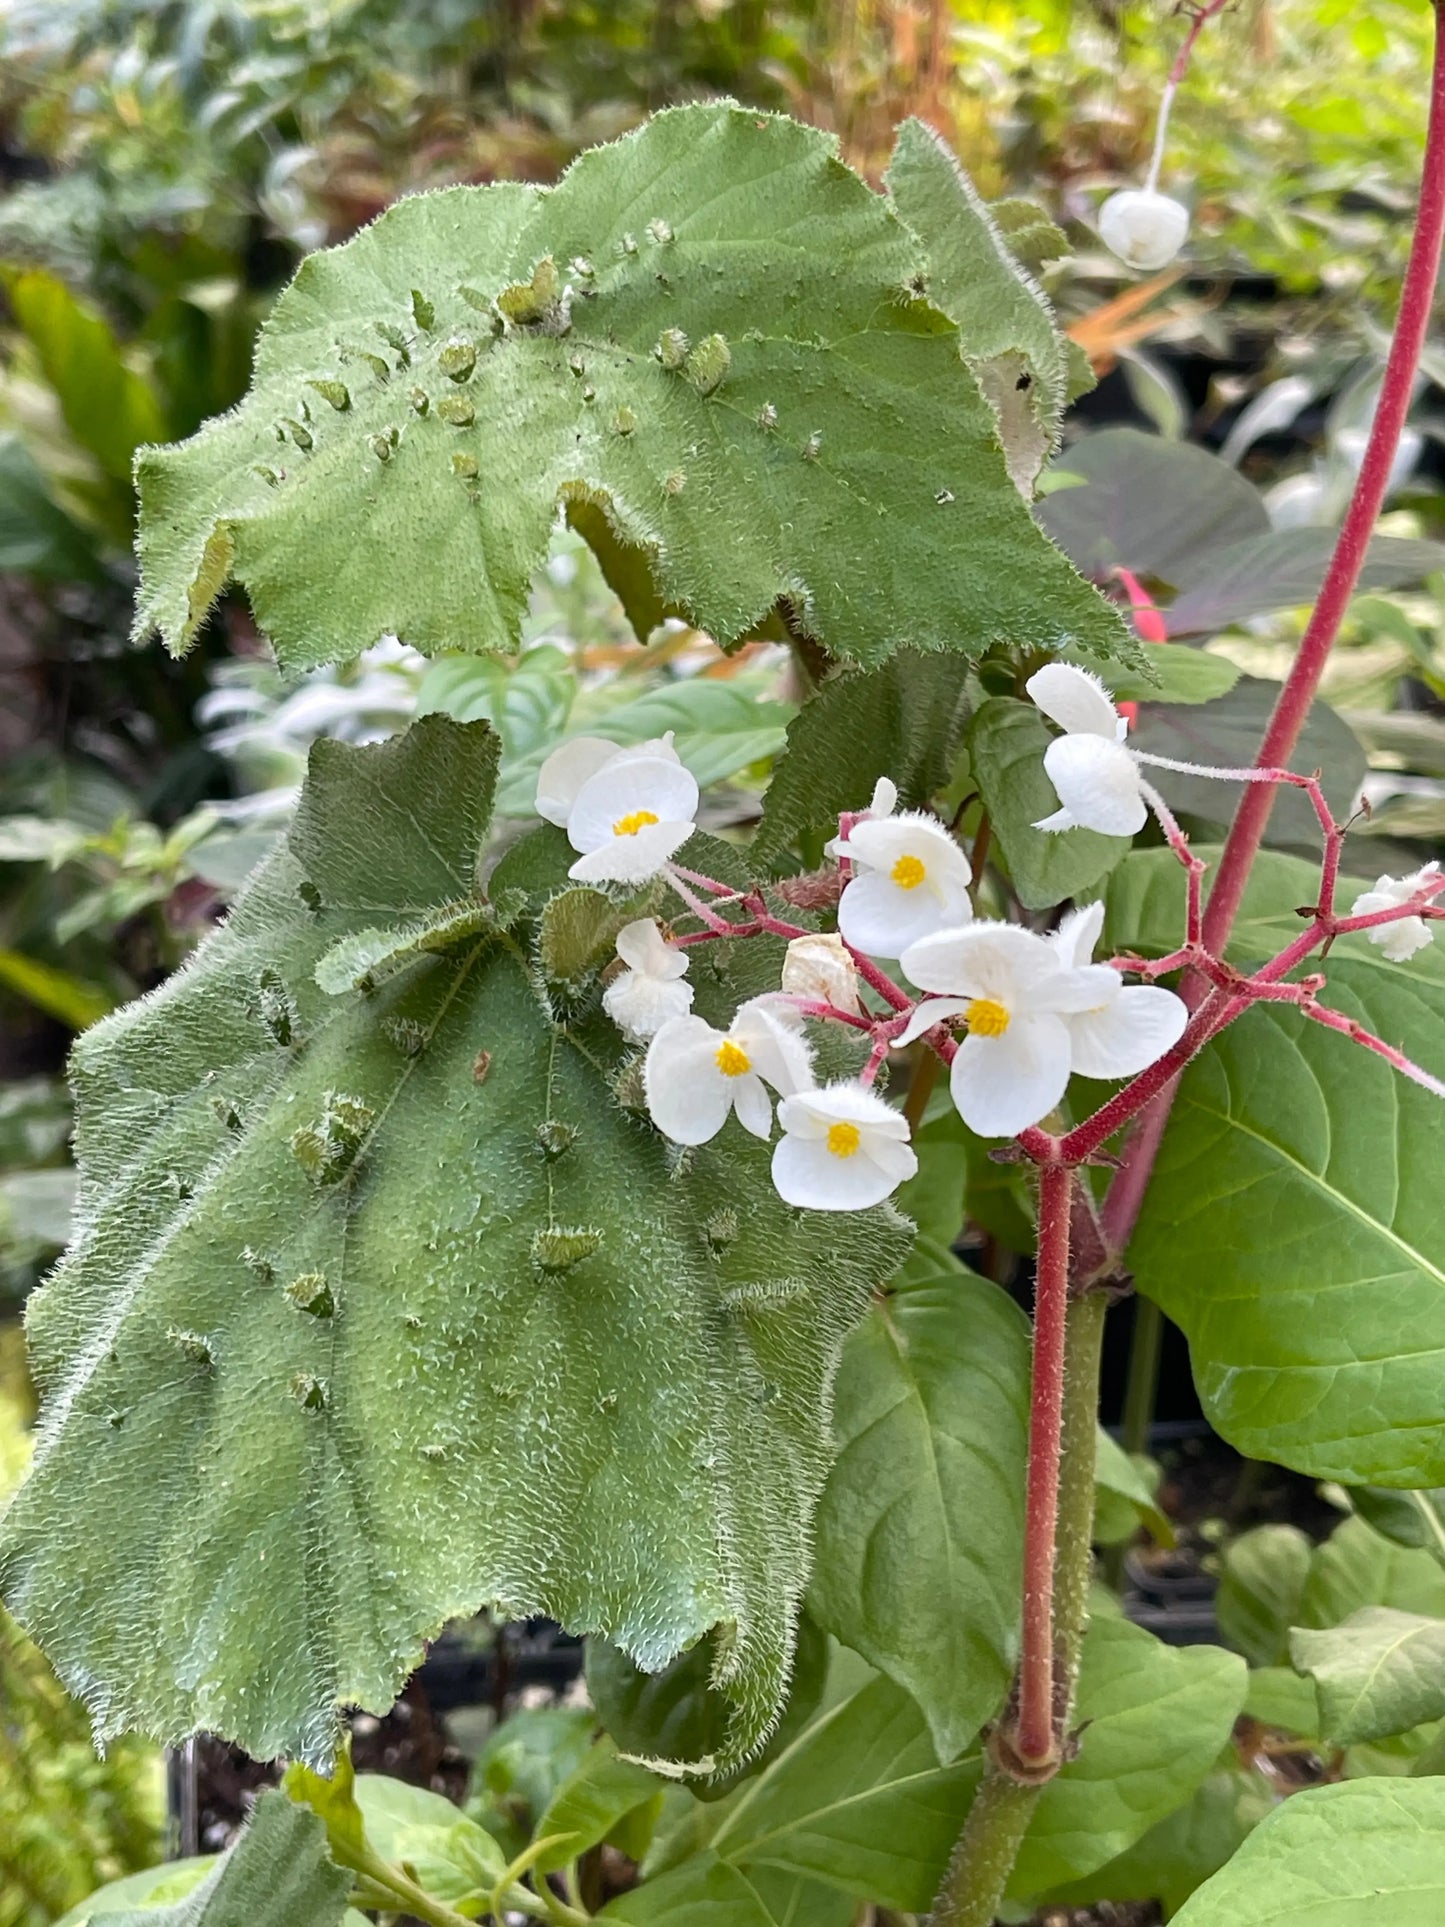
xmin=612 ymin=808 xmax=660 ymax=837
xmin=827 ymin=1121 xmax=862 ymax=1158
xmin=890 ymin=854 xmax=927 ymax=891
xmin=715 ymin=1039 xmax=752 ymax=1077
xmin=964 ymin=997 xmax=1010 ymax=1039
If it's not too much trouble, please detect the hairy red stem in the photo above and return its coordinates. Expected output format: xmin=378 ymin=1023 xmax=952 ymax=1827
xmin=1016 ymin=1161 xmax=1072 ymax=1767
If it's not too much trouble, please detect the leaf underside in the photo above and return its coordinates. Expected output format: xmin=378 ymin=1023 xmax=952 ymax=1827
xmin=0 ymin=718 xmax=908 ymax=1771
xmin=132 ymin=105 xmax=1126 ymax=676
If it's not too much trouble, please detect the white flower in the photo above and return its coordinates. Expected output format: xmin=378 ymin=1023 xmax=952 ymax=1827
xmin=830 ymin=812 xmax=973 ymax=958
xmin=897 ymin=910 xmax=1186 ymax=1137
xmin=780 ymin=932 xmax=861 ymax=1015
xmin=602 ymin=919 xmax=693 ymax=1040
xmin=1350 ymin=862 xmax=1442 ymax=963
xmin=1099 ymin=189 xmax=1190 ymax=271
xmin=866 ymin=776 xmax=898 ymax=818
xmin=644 ymin=997 xmax=814 ymax=1145
xmin=772 ymin=1081 xmax=917 ymax=1211
xmin=534 ymin=732 xmax=699 ymax=884
xmin=1026 ymin=663 xmax=1147 ymax=838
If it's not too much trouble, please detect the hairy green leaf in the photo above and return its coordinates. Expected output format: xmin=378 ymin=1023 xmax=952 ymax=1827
xmin=1169 ymin=1779 xmax=1445 ymax=1926
xmin=886 ymin=120 xmax=1066 ymax=495
xmin=752 ymin=652 xmax=972 ymax=868
xmin=967 ymin=697 xmax=1132 ymax=910
xmin=0 ymin=717 xmax=908 ymax=1772
xmin=807 ymin=1270 xmax=1029 ymax=1763
xmin=78 ymin=1792 xmax=347 ymax=1927
xmin=1127 ymin=931 xmax=1445 ymax=1484
xmin=1291 ymin=1608 xmax=1445 ymax=1746
xmin=133 ymin=107 xmax=1124 ymax=676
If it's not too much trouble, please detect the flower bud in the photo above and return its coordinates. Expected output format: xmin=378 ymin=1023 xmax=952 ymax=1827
xmin=1098 ymin=189 xmax=1189 ymax=271
xmin=781 ymin=932 xmax=862 ymax=1015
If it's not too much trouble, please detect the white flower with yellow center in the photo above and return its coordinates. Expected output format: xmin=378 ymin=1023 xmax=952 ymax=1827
xmin=1350 ymin=862 xmax=1442 ymax=963
xmin=534 ymin=732 xmax=699 ymax=884
xmin=1026 ymin=662 xmax=1148 ymax=838
xmin=897 ymin=911 xmax=1185 ymax=1137
xmin=829 ymin=812 xmax=973 ymax=959
xmin=644 ymin=998 xmax=814 ymax=1145
xmin=602 ymin=919 xmax=693 ymax=1040
xmin=771 ymin=1081 xmax=917 ymax=1211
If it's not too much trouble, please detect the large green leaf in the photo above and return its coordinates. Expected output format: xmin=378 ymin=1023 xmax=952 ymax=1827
xmin=1127 ymin=927 xmax=1445 ymax=1484
xmin=1214 ymin=1525 xmax=1313 ymax=1667
xmin=1169 ymin=1779 xmax=1445 ymax=1926
xmin=0 ymin=717 xmax=908 ymax=1771
xmin=74 ymin=1792 xmax=349 ymax=1927
xmin=807 ymin=1270 xmax=1029 ymax=1763
xmin=886 ymin=119 xmax=1066 ymax=495
xmin=752 ymin=652 xmax=971 ymax=869
xmin=600 ymin=1853 xmax=774 ymax=1925
xmin=967 ymin=697 xmax=1132 ymax=910
xmin=1291 ymin=1608 xmax=1445 ymax=1746
xmin=133 ymin=107 xmax=1124 ymax=676
xmin=1164 ymin=530 xmax=1445 ymax=638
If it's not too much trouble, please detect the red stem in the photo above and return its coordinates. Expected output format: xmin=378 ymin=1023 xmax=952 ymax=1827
xmin=1016 ymin=1161 xmax=1072 ymax=1767
xmin=1202 ymin=11 xmax=1445 ymax=955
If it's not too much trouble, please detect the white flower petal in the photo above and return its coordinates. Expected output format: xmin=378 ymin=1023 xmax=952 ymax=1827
xmin=732 ymin=998 xmax=815 ymax=1095
xmin=1372 ymin=917 xmax=1434 ymax=963
xmin=567 ymin=757 xmax=700 ymax=853
xmin=771 ymin=1080 xmax=916 ymax=1210
xmin=1041 ymin=734 xmax=1147 ymax=837
xmin=1031 ymin=962 xmax=1126 ymax=1016
xmin=869 ymin=776 xmax=899 ymax=817
xmin=568 ymin=819 xmax=692 ymax=883
xmin=771 ymin=1136 xmax=909 ymax=1210
xmin=1032 ymin=805 xmax=1080 ymax=835
xmin=1067 ymin=985 xmax=1187 ymax=1079
xmin=614 ymin=917 xmax=688 ymax=979
xmin=893 ymin=996 xmax=971 ymax=1048
xmin=731 ymin=1074 xmax=774 ymax=1139
xmin=1026 ymin=663 xmax=1122 ymax=740
xmin=949 ymin=1014 xmax=1072 ymax=1137
xmin=1099 ymin=189 xmax=1190 ymax=271
xmin=643 ymin=1017 xmax=733 ymax=1143
xmin=838 ymin=870 xmax=974 ymax=958
xmin=1050 ymin=901 xmax=1107 ymax=971
xmin=778 ymin=1080 xmax=913 ymax=1136
xmin=834 ymin=811 xmax=973 ymax=888
xmin=602 ymin=969 xmax=694 ymax=1041
xmin=535 ymin=736 xmax=624 ymax=826
xmin=902 ymin=920 xmax=1060 ymax=1001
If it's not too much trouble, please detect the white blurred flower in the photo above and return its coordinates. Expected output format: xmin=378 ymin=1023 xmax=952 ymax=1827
xmin=780 ymin=932 xmax=861 ymax=1015
xmin=898 ymin=914 xmax=1185 ymax=1137
xmin=830 ymin=813 xmax=973 ymax=958
xmin=772 ymin=1081 xmax=917 ymax=1211
xmin=866 ymin=776 xmax=898 ymax=818
xmin=535 ymin=732 xmax=699 ymax=884
xmin=1099 ymin=189 xmax=1189 ymax=271
xmin=1027 ymin=663 xmax=1147 ymax=838
xmin=644 ymin=997 xmax=814 ymax=1145
xmin=602 ymin=919 xmax=693 ymax=1040
xmin=1350 ymin=862 xmax=1442 ymax=963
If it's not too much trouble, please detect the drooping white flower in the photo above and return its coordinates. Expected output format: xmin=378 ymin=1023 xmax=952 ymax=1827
xmin=772 ymin=1081 xmax=917 ymax=1211
xmin=602 ymin=919 xmax=693 ymax=1040
xmin=780 ymin=932 xmax=861 ymax=1015
xmin=1350 ymin=862 xmax=1442 ymax=963
xmin=644 ymin=997 xmax=814 ymax=1145
xmin=897 ymin=915 xmax=1185 ymax=1138
xmin=1099 ymin=189 xmax=1190 ymax=271
xmin=534 ymin=732 xmax=699 ymax=884
xmin=830 ymin=812 xmax=973 ymax=958
xmin=1026 ymin=663 xmax=1148 ymax=838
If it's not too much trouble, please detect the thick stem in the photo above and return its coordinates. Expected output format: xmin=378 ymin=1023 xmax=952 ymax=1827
xmin=930 ymin=1775 xmax=1038 ymax=1927
xmin=1202 ymin=2 xmax=1445 ymax=955
xmin=1015 ymin=1163 xmax=1072 ymax=1767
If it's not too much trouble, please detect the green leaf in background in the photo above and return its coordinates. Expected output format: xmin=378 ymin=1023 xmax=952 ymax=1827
xmin=0 ymin=947 xmax=115 ymax=1030
xmin=1214 ymin=1525 xmax=1313 ymax=1667
xmin=1127 ymin=931 xmax=1445 ymax=1485
xmin=1297 ymin=1516 xmax=1445 ymax=1629
xmin=1094 ymin=1431 xmax=1173 ymax=1548
xmin=533 ymin=1741 xmax=663 ymax=1873
xmin=967 ymin=697 xmax=1132 ymax=910
xmin=1164 ymin=530 xmax=1445 ymax=638
xmin=133 ymin=106 xmax=1126 ymax=675
xmin=807 ymin=1270 xmax=1029 ymax=1763
xmin=600 ymin=1852 xmax=776 ymax=1925
xmin=0 ymin=433 xmax=106 ymax=580
xmin=1086 ymin=643 xmax=1241 ymax=706
xmin=1349 ymin=1485 xmax=1445 ymax=1561
xmin=1244 ymin=1665 xmax=1321 ymax=1736
xmin=52 ymin=1864 xmax=216 ymax=1927
xmin=1168 ymin=1779 xmax=1445 ymax=1926
xmin=753 ymin=652 xmax=971 ymax=870
xmin=1291 ymin=1608 xmax=1445 ymax=1746
xmin=886 ymin=119 xmax=1066 ymax=495
xmin=1129 ymin=677 xmax=1366 ymax=843
xmin=0 ymin=717 xmax=909 ymax=1772
xmin=7 ymin=269 xmax=169 ymax=484
xmin=74 ymin=1792 xmax=348 ymax=1927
